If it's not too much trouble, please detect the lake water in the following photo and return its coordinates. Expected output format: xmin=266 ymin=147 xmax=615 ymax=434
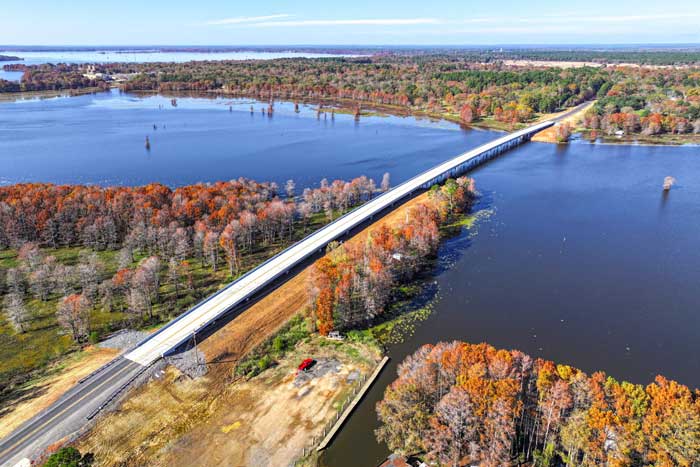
xmin=0 ymin=49 xmax=356 ymax=81
xmin=0 ymin=90 xmax=495 ymax=187
xmin=2 ymin=91 xmax=699 ymax=466
xmin=322 ymin=139 xmax=700 ymax=466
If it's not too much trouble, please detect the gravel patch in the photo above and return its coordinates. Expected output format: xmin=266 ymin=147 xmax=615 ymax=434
xmin=346 ymin=370 xmax=361 ymax=382
xmin=165 ymin=347 xmax=208 ymax=379
xmin=98 ymin=329 xmax=150 ymax=351
xmin=293 ymin=358 xmax=341 ymax=387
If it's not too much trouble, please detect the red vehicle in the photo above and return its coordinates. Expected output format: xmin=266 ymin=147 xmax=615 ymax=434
xmin=297 ymin=358 xmax=316 ymax=373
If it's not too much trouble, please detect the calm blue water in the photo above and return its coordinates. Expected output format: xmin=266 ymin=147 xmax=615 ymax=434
xmin=0 ymin=49 xmax=356 ymax=81
xmin=323 ymin=138 xmax=700 ymax=467
xmin=0 ymin=90 xmax=497 ymax=188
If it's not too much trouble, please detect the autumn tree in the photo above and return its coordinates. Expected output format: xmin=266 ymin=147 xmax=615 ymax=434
xmin=555 ymin=123 xmax=572 ymax=143
xmin=377 ymin=341 xmax=700 ymax=467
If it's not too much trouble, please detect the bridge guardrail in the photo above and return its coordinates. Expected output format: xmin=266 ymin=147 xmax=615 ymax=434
xmin=129 ymin=120 xmax=554 ymax=361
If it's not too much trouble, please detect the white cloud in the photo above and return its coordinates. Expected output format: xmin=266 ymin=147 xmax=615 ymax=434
xmin=207 ymin=14 xmax=293 ymax=26
xmin=205 ymin=12 xmax=697 ymax=33
xmin=457 ymin=13 xmax=699 ymax=25
xmin=539 ymin=13 xmax=699 ymax=23
xmin=246 ymin=18 xmax=441 ymax=28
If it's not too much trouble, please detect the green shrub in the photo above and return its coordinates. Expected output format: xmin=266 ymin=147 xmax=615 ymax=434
xmin=257 ymin=355 xmax=272 ymax=372
xmin=88 ymin=331 xmax=99 ymax=345
xmin=272 ymin=336 xmax=286 ymax=354
xmin=43 ymin=447 xmax=93 ymax=467
xmin=234 ymin=314 xmax=310 ymax=378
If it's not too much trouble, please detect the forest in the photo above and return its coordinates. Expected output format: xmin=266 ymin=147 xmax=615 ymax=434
xmin=377 ymin=341 xmax=700 ymax=467
xmin=3 ymin=54 xmax=698 ymax=138
xmin=0 ymin=175 xmax=382 ymax=393
xmin=481 ymin=48 xmax=700 ymax=66
xmin=307 ymin=177 xmax=474 ymax=335
xmin=0 ymin=63 xmax=109 ymax=93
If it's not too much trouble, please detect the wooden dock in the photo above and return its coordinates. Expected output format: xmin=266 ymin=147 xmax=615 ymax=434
xmin=316 ymin=355 xmax=390 ymax=451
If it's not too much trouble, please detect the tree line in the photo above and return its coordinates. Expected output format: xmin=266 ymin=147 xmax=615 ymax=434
xmin=377 ymin=341 xmax=700 ymax=467
xmin=3 ymin=56 xmax=699 ymax=137
xmin=0 ymin=63 xmax=109 ymax=93
xmin=584 ymin=72 xmax=700 ymax=136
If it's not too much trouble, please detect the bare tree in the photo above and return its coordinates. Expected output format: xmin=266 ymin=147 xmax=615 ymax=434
xmin=238 ymin=210 xmax=257 ymax=251
xmin=77 ymin=251 xmax=104 ymax=299
xmin=99 ymin=279 xmax=115 ymax=312
xmin=3 ymin=292 xmax=28 ymax=333
xmin=18 ymin=242 xmax=42 ymax=270
xmin=56 ymin=294 xmax=90 ymax=343
xmin=427 ymin=386 xmax=478 ymax=467
xmin=324 ymin=200 xmax=334 ymax=222
xmin=203 ymin=231 xmax=220 ymax=272
xmin=220 ymin=220 xmax=241 ymax=276
xmin=127 ymin=288 xmax=149 ymax=321
xmin=173 ymin=227 xmax=190 ymax=261
xmin=136 ymin=256 xmax=161 ymax=306
xmin=6 ymin=267 xmax=25 ymax=295
xmin=193 ymin=226 xmax=206 ymax=267
xmin=168 ymin=258 xmax=182 ymax=302
xmin=53 ymin=264 xmax=76 ymax=296
xmin=29 ymin=264 xmax=53 ymax=301
xmin=381 ymin=172 xmax=391 ymax=192
xmin=663 ymin=176 xmax=677 ymax=191
xmin=298 ymin=202 xmax=313 ymax=232
xmin=285 ymin=179 xmax=296 ymax=199
xmin=117 ymin=247 xmax=133 ymax=269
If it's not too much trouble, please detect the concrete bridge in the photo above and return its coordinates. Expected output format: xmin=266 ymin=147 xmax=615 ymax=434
xmin=0 ymin=119 xmax=553 ymax=467
xmin=123 ymin=119 xmax=553 ymax=366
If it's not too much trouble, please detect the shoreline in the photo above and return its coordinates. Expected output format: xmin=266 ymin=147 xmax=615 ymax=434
xmin=1 ymin=87 xmax=697 ymax=147
xmin=0 ymin=87 xmax=103 ymax=102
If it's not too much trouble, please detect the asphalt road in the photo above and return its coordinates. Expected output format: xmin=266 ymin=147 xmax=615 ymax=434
xmin=0 ymin=358 xmax=144 ymax=467
xmin=552 ymin=101 xmax=593 ymax=122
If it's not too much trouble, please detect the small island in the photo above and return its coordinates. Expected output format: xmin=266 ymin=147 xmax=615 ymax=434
xmin=0 ymin=54 xmax=22 ymax=61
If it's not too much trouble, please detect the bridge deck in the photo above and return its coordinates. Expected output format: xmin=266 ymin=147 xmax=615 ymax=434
xmin=125 ymin=120 xmax=554 ymax=366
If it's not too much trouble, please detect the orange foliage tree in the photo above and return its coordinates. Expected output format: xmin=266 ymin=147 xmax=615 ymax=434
xmin=377 ymin=341 xmax=700 ymax=467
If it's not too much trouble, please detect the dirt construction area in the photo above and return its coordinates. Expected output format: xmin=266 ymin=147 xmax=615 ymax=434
xmin=77 ymin=339 xmax=378 ymax=466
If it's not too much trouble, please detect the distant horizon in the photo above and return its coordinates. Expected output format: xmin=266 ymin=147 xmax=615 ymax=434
xmin=3 ymin=1 xmax=699 ymax=45
xmin=3 ymin=43 xmax=700 ymax=50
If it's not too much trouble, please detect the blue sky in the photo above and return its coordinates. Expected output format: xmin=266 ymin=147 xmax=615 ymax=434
xmin=1 ymin=0 xmax=699 ymax=45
